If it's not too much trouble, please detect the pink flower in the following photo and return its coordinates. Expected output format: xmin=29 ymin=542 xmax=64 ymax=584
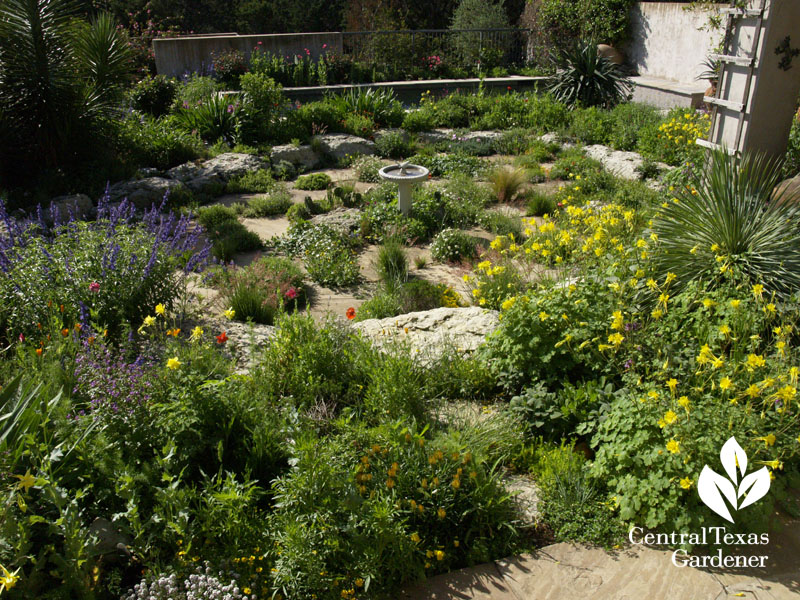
xmin=227 ymin=104 xmax=234 ymax=113
xmin=18 ymin=333 xmax=25 ymax=342
xmin=89 ymin=281 xmax=100 ymax=293
xmin=285 ymin=287 xmax=298 ymax=300
xmin=323 ymin=44 xmax=327 ymax=49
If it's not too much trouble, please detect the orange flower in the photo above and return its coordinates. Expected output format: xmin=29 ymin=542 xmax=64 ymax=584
xmin=87 ymin=336 xmax=95 ymax=345
xmin=35 ymin=348 xmax=42 ymax=356
xmin=216 ymin=331 xmax=228 ymax=344
xmin=167 ymin=328 xmax=181 ymax=337
xmin=61 ymin=328 xmax=69 ymax=337
xmin=74 ymin=323 xmax=82 ymax=331
xmin=346 ymin=307 xmax=356 ymax=320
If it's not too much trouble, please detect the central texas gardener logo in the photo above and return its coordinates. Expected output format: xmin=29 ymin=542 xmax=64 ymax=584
xmin=698 ymin=437 xmax=771 ymax=523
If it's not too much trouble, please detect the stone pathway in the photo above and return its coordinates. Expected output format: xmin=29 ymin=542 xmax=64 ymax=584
xmin=399 ymin=539 xmax=800 ymax=599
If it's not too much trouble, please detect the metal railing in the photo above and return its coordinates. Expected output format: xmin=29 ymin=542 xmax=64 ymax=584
xmin=341 ymin=28 xmax=531 ymax=73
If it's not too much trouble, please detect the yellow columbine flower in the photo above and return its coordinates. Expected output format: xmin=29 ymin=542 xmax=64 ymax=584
xmin=730 ymin=299 xmax=741 ymax=309
xmin=608 ymin=332 xmax=624 ymax=346
xmin=155 ymin=303 xmax=166 ymax=316
xmin=719 ymin=324 xmax=731 ymax=336
xmin=745 ymin=384 xmax=760 ymax=398
xmin=166 ymin=357 xmax=182 ymax=370
xmin=411 ymin=533 xmax=421 ymax=543
xmin=757 ymin=434 xmax=777 ymax=447
xmin=437 ymin=507 xmax=446 ymax=519
xmin=651 ymin=309 xmax=663 ymax=320
xmin=666 ymin=439 xmax=681 ymax=454
xmin=0 ymin=563 xmax=20 ymax=592
xmin=746 ymin=354 xmax=765 ymax=369
xmin=666 ymin=378 xmax=678 ymax=393
xmin=719 ymin=377 xmax=733 ymax=391
xmin=665 ymin=272 xmax=677 ymax=284
xmin=777 ymin=386 xmax=796 ymax=402
xmin=435 ymin=550 xmax=445 ymax=561
xmin=190 ymin=326 xmax=204 ymax=340
xmin=680 ymin=477 xmax=693 ymax=490
xmin=139 ymin=315 xmax=156 ymax=332
xmin=14 ymin=471 xmax=36 ymax=493
xmin=752 ymin=284 xmax=764 ymax=298
xmin=663 ymin=410 xmax=678 ymax=425
xmin=539 ymin=311 xmax=549 ymax=321
xmin=702 ymin=298 xmax=716 ymax=309
xmin=678 ymin=396 xmax=690 ymax=408
xmin=223 ymin=307 xmax=236 ymax=320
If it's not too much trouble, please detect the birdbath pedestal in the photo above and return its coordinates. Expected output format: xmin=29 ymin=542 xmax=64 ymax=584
xmin=378 ymin=161 xmax=430 ymax=216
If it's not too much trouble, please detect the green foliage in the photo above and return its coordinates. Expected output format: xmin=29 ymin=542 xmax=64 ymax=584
xmin=197 ymin=205 xmax=263 ymax=261
xmin=173 ymin=94 xmax=241 ymax=145
xmin=237 ymin=72 xmax=285 ymax=144
xmin=608 ymin=102 xmax=661 ymax=151
xmin=539 ymin=0 xmax=636 ymax=48
xmin=402 ymin=109 xmax=438 ymax=132
xmin=242 ymin=192 xmax=292 ymax=217
xmin=269 ymin=422 xmax=518 ymax=599
xmin=478 ymin=209 xmax=524 ymax=238
xmin=116 ymin=113 xmax=204 ymax=171
xmin=548 ymin=41 xmax=633 ymax=108
xmin=295 ymin=172 xmax=332 ymax=191
xmin=353 ymin=155 xmax=384 ymax=183
xmin=569 ymin=106 xmax=614 ymax=145
xmin=226 ymin=169 xmax=279 ymax=194
xmin=480 ymin=277 xmax=617 ymax=392
xmin=376 ymin=238 xmax=409 ymax=289
xmin=636 ymin=108 xmax=709 ymax=167
xmin=410 ymin=152 xmax=487 ymax=178
xmin=325 ymin=88 xmax=405 ymax=128
xmin=376 ymin=131 xmax=416 ymax=159
xmin=523 ymin=94 xmax=572 ymax=134
xmin=275 ymin=222 xmax=360 ymax=287
xmin=489 ymin=166 xmax=528 ymax=203
xmin=493 ymin=128 xmax=536 ymax=155
xmin=286 ymin=202 xmax=312 ymax=223
xmin=0 ymin=2 xmax=133 ymax=191
xmin=653 ymin=149 xmax=800 ymax=299
xmin=526 ymin=191 xmax=557 ymax=216
xmin=549 ymin=148 xmax=603 ymax=180
xmin=176 ymin=74 xmax=221 ymax=106
xmin=211 ymin=257 xmax=307 ymax=325
xmin=449 ymin=0 xmax=510 ymax=66
xmin=430 ymin=229 xmax=478 ymax=263
xmin=129 ymin=75 xmax=178 ymax=117
xmin=784 ymin=116 xmax=800 ymax=178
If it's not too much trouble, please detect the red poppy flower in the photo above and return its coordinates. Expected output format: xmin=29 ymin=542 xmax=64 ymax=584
xmin=346 ymin=307 xmax=356 ymax=320
xmin=285 ymin=287 xmax=298 ymax=300
xmin=89 ymin=281 xmax=100 ymax=293
xmin=216 ymin=331 xmax=228 ymax=344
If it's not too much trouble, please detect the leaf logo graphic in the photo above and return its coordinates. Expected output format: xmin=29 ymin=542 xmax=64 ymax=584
xmin=697 ymin=437 xmax=771 ymax=523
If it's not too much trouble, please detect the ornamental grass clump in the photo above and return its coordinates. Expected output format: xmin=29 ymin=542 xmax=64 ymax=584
xmin=489 ymin=166 xmax=528 ymax=203
xmin=652 ymin=148 xmax=800 ymax=300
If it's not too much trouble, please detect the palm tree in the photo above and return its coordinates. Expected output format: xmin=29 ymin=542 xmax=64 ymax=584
xmin=0 ymin=0 xmax=132 ymax=189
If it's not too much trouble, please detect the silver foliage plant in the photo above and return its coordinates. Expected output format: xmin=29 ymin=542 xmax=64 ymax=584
xmin=123 ymin=564 xmax=254 ymax=600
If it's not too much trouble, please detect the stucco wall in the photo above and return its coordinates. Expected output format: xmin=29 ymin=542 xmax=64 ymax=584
xmin=153 ymin=32 xmax=343 ymax=79
xmin=624 ymin=2 xmax=725 ymax=84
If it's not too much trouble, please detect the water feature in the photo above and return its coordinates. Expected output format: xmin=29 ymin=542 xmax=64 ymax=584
xmin=378 ymin=161 xmax=430 ymax=216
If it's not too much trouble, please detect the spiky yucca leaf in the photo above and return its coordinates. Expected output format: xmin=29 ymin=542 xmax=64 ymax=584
xmin=652 ymin=149 xmax=800 ymax=299
xmin=547 ymin=41 xmax=633 ymax=109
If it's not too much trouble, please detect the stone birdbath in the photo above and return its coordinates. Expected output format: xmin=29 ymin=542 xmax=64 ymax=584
xmin=378 ymin=161 xmax=430 ymax=216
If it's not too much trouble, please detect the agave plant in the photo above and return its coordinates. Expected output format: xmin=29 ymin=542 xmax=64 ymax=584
xmin=325 ymin=87 xmax=404 ymax=127
xmin=547 ymin=41 xmax=632 ymax=108
xmin=652 ymin=148 xmax=800 ymax=299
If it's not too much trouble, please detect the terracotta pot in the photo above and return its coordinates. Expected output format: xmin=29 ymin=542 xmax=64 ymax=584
xmin=597 ymin=44 xmax=624 ymax=65
xmin=704 ymin=82 xmax=717 ymax=110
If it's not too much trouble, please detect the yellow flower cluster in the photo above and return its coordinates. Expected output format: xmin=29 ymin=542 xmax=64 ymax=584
xmin=657 ymin=112 xmax=710 ymax=147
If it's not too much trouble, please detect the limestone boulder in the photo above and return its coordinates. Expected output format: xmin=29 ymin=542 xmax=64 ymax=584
xmin=583 ymin=145 xmax=668 ymax=181
xmin=270 ymin=144 xmax=321 ymax=170
xmin=106 ymin=177 xmax=184 ymax=209
xmin=309 ymin=208 xmax=362 ymax=236
xmin=317 ymin=133 xmax=376 ymax=160
xmin=45 ymin=194 xmax=94 ymax=223
xmin=168 ymin=153 xmax=267 ymax=195
xmin=352 ymin=307 xmax=500 ymax=359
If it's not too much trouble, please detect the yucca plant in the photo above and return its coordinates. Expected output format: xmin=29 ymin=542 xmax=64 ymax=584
xmin=174 ymin=93 xmax=240 ymax=144
xmin=547 ymin=40 xmax=632 ymax=109
xmin=489 ymin=166 xmax=528 ymax=203
xmin=325 ymin=88 xmax=404 ymax=127
xmin=652 ymin=148 xmax=800 ymax=299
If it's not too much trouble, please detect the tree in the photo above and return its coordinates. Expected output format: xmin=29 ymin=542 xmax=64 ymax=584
xmin=449 ymin=0 xmax=510 ymax=67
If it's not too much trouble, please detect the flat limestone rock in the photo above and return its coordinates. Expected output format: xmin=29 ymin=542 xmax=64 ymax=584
xmin=352 ymin=306 xmax=499 ymax=359
xmin=584 ymin=144 xmax=668 ymax=181
xmin=317 ymin=133 xmax=376 ymax=159
xmin=270 ymin=144 xmax=321 ymax=170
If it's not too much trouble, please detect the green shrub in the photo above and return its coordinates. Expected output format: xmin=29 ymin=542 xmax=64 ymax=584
xmin=268 ymin=421 xmax=517 ymax=599
xmin=292 ymin=100 xmax=347 ymax=137
xmin=211 ymin=257 xmax=307 ymax=325
xmin=286 ymin=202 xmax=312 ymax=223
xmin=398 ymin=279 xmax=454 ymax=312
xmin=242 ymin=192 xmax=292 ymax=217
xmin=480 ymin=277 xmax=617 ymax=392
xmin=301 ymin=229 xmax=360 ymax=287
xmin=523 ymin=139 xmax=560 ymax=163
xmin=237 ymin=72 xmax=285 ymax=144
xmin=353 ymin=155 xmax=384 ymax=183
xmin=410 ymin=153 xmax=487 ymax=178
xmin=569 ymin=106 xmax=614 ymax=145
xmin=637 ymin=108 xmax=709 ymax=167
xmin=653 ymin=149 xmax=800 ymax=298
xmin=608 ymin=102 xmax=661 ymax=151
xmin=493 ymin=128 xmax=535 ymax=155
xmin=325 ymin=88 xmax=404 ymax=128
xmin=343 ymin=112 xmax=377 ymax=137
xmin=548 ymin=41 xmax=633 ymax=108
xmin=295 ymin=172 xmax=332 ymax=190
xmin=523 ymin=94 xmax=572 ymax=134
xmin=478 ymin=210 xmax=524 ymax=238
xmin=271 ymin=159 xmax=297 ymax=181
xmin=549 ymin=148 xmax=603 ymax=179
xmin=355 ymin=290 xmax=403 ymax=320
xmin=376 ymin=130 xmax=416 ymax=158
xmin=129 ymin=74 xmax=178 ymax=117
xmin=526 ymin=191 xmax=557 ymax=216
xmin=539 ymin=0 xmax=636 ymax=48
xmin=609 ymin=178 xmax=660 ymax=210
xmin=376 ymin=238 xmax=409 ymax=289
xmin=402 ymin=109 xmax=437 ymax=132
xmin=197 ymin=205 xmax=263 ymax=261
xmin=116 ymin=114 xmax=204 ymax=173
xmin=226 ymin=169 xmax=279 ymax=194
xmin=430 ymin=228 xmax=478 ymax=263
xmin=176 ymin=74 xmax=221 ymax=107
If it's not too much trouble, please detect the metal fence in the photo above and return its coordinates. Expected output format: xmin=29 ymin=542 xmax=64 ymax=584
xmin=341 ymin=28 xmax=531 ymax=74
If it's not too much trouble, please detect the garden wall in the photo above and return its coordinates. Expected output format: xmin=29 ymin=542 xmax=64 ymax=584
xmin=153 ymin=32 xmax=343 ymax=78
xmin=625 ymin=2 xmax=725 ymax=84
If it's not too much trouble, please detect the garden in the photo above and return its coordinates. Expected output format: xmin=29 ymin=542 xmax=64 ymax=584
xmin=3 ymin=0 xmax=800 ymax=599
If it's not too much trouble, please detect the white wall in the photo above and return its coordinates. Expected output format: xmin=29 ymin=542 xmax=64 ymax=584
xmin=625 ymin=2 xmax=725 ymax=84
